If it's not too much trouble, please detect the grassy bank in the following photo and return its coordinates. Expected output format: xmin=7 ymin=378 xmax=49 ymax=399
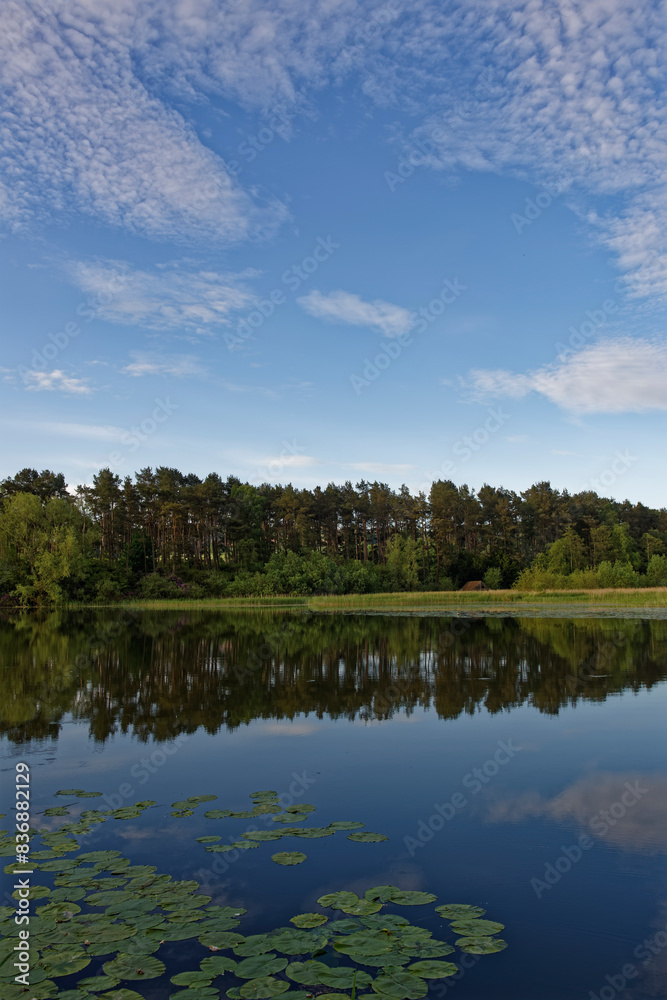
xmin=57 ymin=588 xmax=667 ymax=612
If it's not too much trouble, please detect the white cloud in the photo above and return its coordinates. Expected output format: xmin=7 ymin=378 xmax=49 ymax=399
xmin=121 ymin=354 xmax=205 ymax=378
xmin=0 ymin=1 xmax=287 ymax=242
xmin=23 ymin=370 xmax=93 ymax=395
xmin=298 ymin=290 xmax=414 ymax=337
xmin=462 ymin=338 xmax=667 ymax=414
xmin=264 ymin=455 xmax=318 ymax=468
xmin=68 ymin=259 xmax=258 ymax=335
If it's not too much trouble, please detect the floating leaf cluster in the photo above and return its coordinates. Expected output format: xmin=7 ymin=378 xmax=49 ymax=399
xmin=0 ymin=790 xmax=506 ymax=1000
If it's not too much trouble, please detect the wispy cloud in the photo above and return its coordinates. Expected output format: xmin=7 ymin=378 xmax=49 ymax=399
xmin=3 ymin=421 xmax=125 ymax=442
xmin=461 ymin=338 xmax=667 ymax=415
xmin=0 ymin=2 xmax=287 ymax=242
xmin=68 ymin=259 xmax=258 ymax=335
xmin=298 ymin=290 xmax=414 ymax=337
xmin=121 ymin=354 xmax=206 ymax=379
xmin=23 ymin=370 xmax=93 ymax=395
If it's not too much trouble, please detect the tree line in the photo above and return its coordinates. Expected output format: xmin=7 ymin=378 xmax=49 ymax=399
xmin=0 ymin=466 xmax=666 ymax=603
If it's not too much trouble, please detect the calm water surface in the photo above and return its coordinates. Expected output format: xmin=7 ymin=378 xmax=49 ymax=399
xmin=1 ymin=610 xmax=666 ymax=1000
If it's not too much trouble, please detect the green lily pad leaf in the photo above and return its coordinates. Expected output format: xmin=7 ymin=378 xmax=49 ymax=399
xmin=328 ymin=821 xmax=365 ymax=830
xmin=250 ymin=791 xmax=278 ymax=798
xmin=347 ymin=832 xmax=388 ymax=843
xmin=319 ymin=968 xmax=372 ymax=989
xmin=133 ymin=800 xmax=156 ymax=808
xmin=78 ymin=976 xmax=122 ymax=992
xmin=55 ymin=789 xmax=85 ymax=796
xmin=292 ymin=828 xmax=335 ymax=839
xmin=328 ymin=918 xmax=363 ymax=933
xmin=187 ymin=795 xmax=218 ymax=803
xmin=268 ymin=929 xmax=327 ymax=955
xmin=233 ymin=841 xmax=260 ymax=850
xmin=253 ymin=804 xmax=283 ymax=815
xmin=289 ymin=913 xmax=328 ymax=928
xmin=37 ymin=901 xmax=81 ymax=918
xmin=171 ymin=971 xmax=214 ymax=986
xmin=271 ymin=852 xmax=306 ymax=866
xmin=171 ymin=809 xmax=194 ymax=818
xmin=103 ymin=954 xmax=166 ymax=980
xmin=169 ymin=991 xmax=218 ymax=1000
xmin=200 ymin=955 xmax=239 ymax=975
xmin=372 ymin=972 xmax=428 ymax=999
xmin=363 ymin=886 xmax=398 ymax=903
xmin=227 ymin=991 xmax=243 ymax=999
xmin=341 ymin=900 xmax=382 ymax=916
xmin=455 ymin=937 xmax=507 ymax=954
xmin=99 ymin=992 xmax=146 ymax=1000
xmin=317 ymin=891 xmax=360 ymax=910
xmin=272 ymin=813 xmax=307 ymax=824
xmin=334 ymin=931 xmax=394 ymax=956
xmin=234 ymin=934 xmax=273 ymax=957
xmin=361 ymin=915 xmax=410 ymax=931
xmin=407 ymin=961 xmax=458 ymax=979
xmin=449 ymin=919 xmax=504 ymax=937
xmin=113 ymin=808 xmax=143 ymax=820
xmin=172 ymin=800 xmax=190 ymax=809
xmin=242 ymin=831 xmax=283 ymax=842
xmin=12 ymin=884 xmax=50 ymax=899
xmin=239 ymin=977 xmax=290 ymax=998
xmin=285 ymin=804 xmax=316 ymax=813
xmin=197 ymin=836 xmax=222 ymax=843
xmin=40 ymin=954 xmax=91 ymax=978
xmin=77 ymin=791 xmax=103 ymax=798
xmin=44 ymin=807 xmax=70 ymax=817
xmin=204 ymin=809 xmax=233 ymax=819
xmin=349 ymin=954 xmax=410 ymax=968
xmin=230 ymin=810 xmax=256 ymax=819
xmin=285 ymin=960 xmax=330 ymax=985
xmin=206 ymin=844 xmax=236 ymax=852
xmin=434 ymin=904 xmax=485 ymax=920
xmin=236 ymin=956 xmax=288 ymax=979
xmin=198 ymin=931 xmax=246 ymax=949
xmin=399 ymin=941 xmax=454 ymax=959
xmin=388 ymin=891 xmax=437 ymax=906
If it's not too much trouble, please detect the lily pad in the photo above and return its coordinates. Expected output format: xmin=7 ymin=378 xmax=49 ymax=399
xmin=169 ymin=991 xmax=218 ymax=1000
xmin=200 ymin=955 xmax=239 ymax=975
xmin=188 ymin=795 xmax=218 ymax=804
xmin=55 ymin=789 xmax=85 ymax=796
xmin=234 ymin=934 xmax=274 ymax=957
xmin=77 ymin=976 xmax=122 ymax=992
xmin=171 ymin=971 xmax=214 ymax=986
xmin=387 ymin=891 xmax=436 ymax=906
xmin=317 ymin=891 xmax=360 ymax=910
xmin=103 ymin=955 xmax=166 ymax=980
xmin=285 ymin=804 xmax=316 ymax=813
xmin=289 ymin=913 xmax=328 ymax=928
xmin=205 ymin=809 xmax=233 ymax=819
xmin=347 ymin=832 xmax=388 ymax=843
xmin=271 ymin=852 xmax=306 ymax=866
xmin=239 ymin=977 xmax=290 ymax=998
xmin=372 ymin=972 xmax=428 ymax=999
xmin=320 ymin=969 xmax=373 ymax=989
xmin=328 ymin=821 xmax=365 ymax=831
xmin=242 ymin=831 xmax=282 ymax=842
xmin=197 ymin=836 xmax=222 ymax=843
xmin=236 ymin=956 xmax=288 ymax=979
xmin=449 ymin=919 xmax=504 ymax=937
xmin=407 ymin=961 xmax=458 ymax=979
xmin=292 ymin=828 xmax=335 ymax=839
xmin=455 ymin=937 xmax=507 ymax=954
xmin=44 ymin=807 xmax=70 ymax=817
xmin=285 ymin=960 xmax=331 ymax=985
xmin=99 ymin=992 xmax=146 ymax=1000
xmin=434 ymin=904 xmax=485 ymax=920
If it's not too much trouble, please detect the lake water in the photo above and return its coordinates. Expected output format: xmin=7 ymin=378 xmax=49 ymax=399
xmin=1 ymin=609 xmax=666 ymax=1000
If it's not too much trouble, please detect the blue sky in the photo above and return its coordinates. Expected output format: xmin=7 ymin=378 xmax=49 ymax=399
xmin=1 ymin=0 xmax=666 ymax=505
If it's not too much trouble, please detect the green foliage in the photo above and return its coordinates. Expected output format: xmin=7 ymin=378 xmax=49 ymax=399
xmin=0 ymin=468 xmax=665 ymax=604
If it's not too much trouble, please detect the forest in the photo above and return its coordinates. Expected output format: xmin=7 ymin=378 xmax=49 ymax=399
xmin=0 ymin=466 xmax=666 ymax=604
